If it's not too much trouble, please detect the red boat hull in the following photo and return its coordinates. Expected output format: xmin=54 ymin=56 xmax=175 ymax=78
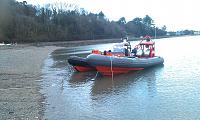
xmin=96 ymin=66 xmax=144 ymax=76
xmin=74 ymin=66 xmax=95 ymax=72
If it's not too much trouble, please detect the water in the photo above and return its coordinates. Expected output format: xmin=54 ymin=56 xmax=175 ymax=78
xmin=41 ymin=36 xmax=200 ymax=120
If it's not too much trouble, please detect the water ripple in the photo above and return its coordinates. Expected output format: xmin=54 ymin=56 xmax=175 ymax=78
xmin=42 ymin=36 xmax=200 ymax=120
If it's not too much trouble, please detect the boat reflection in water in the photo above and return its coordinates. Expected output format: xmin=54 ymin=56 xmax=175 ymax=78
xmin=68 ymin=64 xmax=163 ymax=100
xmin=91 ymin=65 xmax=163 ymax=98
xmin=68 ymin=72 xmax=96 ymax=86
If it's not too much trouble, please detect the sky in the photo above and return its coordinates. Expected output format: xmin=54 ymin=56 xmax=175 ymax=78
xmin=17 ymin=0 xmax=200 ymax=31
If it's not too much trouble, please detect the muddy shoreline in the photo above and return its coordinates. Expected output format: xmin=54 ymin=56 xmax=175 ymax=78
xmin=0 ymin=45 xmax=60 ymax=119
xmin=0 ymin=39 xmax=121 ymax=119
xmin=29 ymin=38 xmax=124 ymax=47
xmin=19 ymin=35 xmax=180 ymax=47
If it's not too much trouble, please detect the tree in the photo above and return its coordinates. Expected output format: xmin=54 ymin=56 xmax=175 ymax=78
xmin=98 ymin=11 xmax=105 ymax=20
xmin=0 ymin=0 xmax=12 ymax=41
xmin=132 ymin=17 xmax=142 ymax=25
xmin=117 ymin=17 xmax=126 ymax=25
xmin=0 ymin=0 xmax=167 ymax=43
xmin=143 ymin=15 xmax=153 ymax=27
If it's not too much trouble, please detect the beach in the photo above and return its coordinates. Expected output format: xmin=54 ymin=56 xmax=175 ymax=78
xmin=0 ymin=45 xmax=59 ymax=119
xmin=0 ymin=38 xmax=121 ymax=119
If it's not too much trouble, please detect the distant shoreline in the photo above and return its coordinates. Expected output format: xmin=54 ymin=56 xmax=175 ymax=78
xmin=1 ymin=35 xmax=199 ymax=49
xmin=25 ymin=35 xmax=199 ymax=47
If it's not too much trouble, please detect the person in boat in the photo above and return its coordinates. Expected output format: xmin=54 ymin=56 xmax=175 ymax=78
xmin=132 ymin=35 xmax=153 ymax=57
xmin=144 ymin=35 xmax=151 ymax=42
xmin=103 ymin=50 xmax=106 ymax=55
xmin=103 ymin=50 xmax=112 ymax=56
xmin=132 ymin=47 xmax=137 ymax=56
xmin=124 ymin=48 xmax=129 ymax=56
xmin=112 ymin=39 xmax=131 ymax=57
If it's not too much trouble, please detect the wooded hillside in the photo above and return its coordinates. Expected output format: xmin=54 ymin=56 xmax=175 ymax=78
xmin=0 ymin=0 xmax=167 ymax=43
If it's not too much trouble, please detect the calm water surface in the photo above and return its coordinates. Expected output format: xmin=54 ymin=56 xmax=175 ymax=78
xmin=41 ymin=36 xmax=200 ymax=120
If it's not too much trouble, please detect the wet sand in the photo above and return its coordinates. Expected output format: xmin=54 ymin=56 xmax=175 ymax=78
xmin=0 ymin=38 xmax=142 ymax=119
xmin=0 ymin=45 xmax=60 ymax=119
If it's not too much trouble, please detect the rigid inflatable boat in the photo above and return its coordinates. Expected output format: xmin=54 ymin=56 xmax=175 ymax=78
xmin=68 ymin=36 xmax=164 ymax=75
